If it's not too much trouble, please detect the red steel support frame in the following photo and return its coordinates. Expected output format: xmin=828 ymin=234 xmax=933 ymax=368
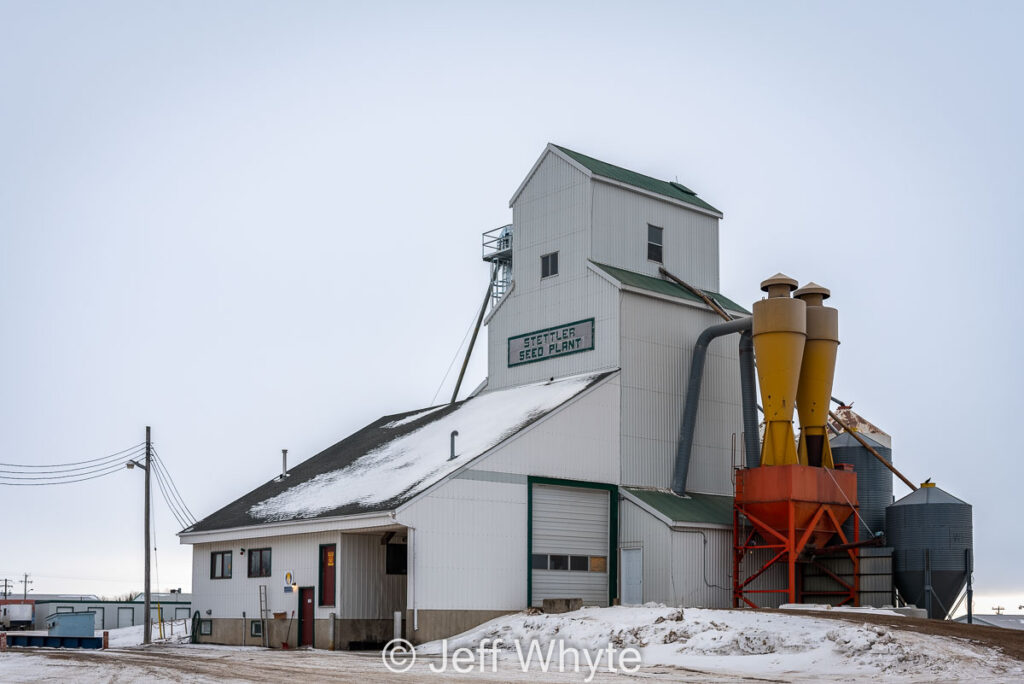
xmin=733 ymin=486 xmax=860 ymax=609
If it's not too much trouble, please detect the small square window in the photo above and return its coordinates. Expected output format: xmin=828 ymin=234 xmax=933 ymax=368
xmin=541 ymin=252 xmax=559 ymax=278
xmin=211 ymin=551 xmax=232 ymax=579
xmin=589 ymin=556 xmax=607 ymax=572
xmin=548 ymin=554 xmax=569 ymax=571
xmin=250 ymin=620 xmax=263 ymax=637
xmin=199 ymin=619 xmax=213 ymax=636
xmin=247 ymin=548 xmax=271 ymax=578
xmin=386 ymin=544 xmax=408 ymax=575
xmin=531 ymin=554 xmax=548 ymax=570
xmin=570 ymin=556 xmax=589 ymax=571
xmin=647 ymin=225 xmax=663 ymax=263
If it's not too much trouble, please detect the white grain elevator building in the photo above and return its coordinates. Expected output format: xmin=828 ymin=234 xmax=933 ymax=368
xmin=180 ymin=143 xmax=749 ymax=648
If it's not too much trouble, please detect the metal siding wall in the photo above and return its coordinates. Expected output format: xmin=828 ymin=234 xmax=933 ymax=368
xmin=619 ymin=293 xmax=742 ymax=493
xmin=477 ymin=375 xmax=620 ymax=483
xmin=618 ymin=500 xmax=732 ymax=608
xmin=590 ymin=181 xmax=720 ymax=292
xmin=338 ymin=534 xmax=407 ymax=619
xmin=190 ymin=531 xmax=405 ymax=622
xmin=399 ymin=478 xmax=527 ymax=611
xmin=488 ymin=153 xmax=619 ymax=390
xmin=532 ymin=485 xmax=609 ymax=606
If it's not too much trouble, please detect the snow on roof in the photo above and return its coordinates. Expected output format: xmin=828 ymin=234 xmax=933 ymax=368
xmin=247 ymin=372 xmax=606 ymax=522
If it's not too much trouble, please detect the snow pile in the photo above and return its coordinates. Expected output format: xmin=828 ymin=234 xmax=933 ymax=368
xmin=420 ymin=604 xmax=1022 ymax=681
xmin=382 ymin=405 xmax=446 ymax=429
xmin=107 ymin=620 xmax=191 ymax=647
xmin=249 ymin=372 xmax=603 ymax=521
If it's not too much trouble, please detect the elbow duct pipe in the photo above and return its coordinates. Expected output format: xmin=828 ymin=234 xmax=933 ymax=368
xmin=671 ymin=316 xmax=752 ymax=495
xmin=738 ymin=330 xmax=761 ymax=470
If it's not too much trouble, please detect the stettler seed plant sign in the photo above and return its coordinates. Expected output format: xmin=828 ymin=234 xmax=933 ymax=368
xmin=508 ymin=318 xmax=594 ymax=367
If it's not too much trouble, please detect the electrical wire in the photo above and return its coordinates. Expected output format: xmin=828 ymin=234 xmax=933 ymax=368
xmin=0 ymin=461 xmax=130 ymax=486
xmin=151 ymin=448 xmax=196 ymax=524
xmin=0 ymin=446 xmax=146 ymax=475
xmin=152 ymin=465 xmax=190 ymax=530
xmin=0 ymin=454 xmax=143 ymax=480
xmin=0 ymin=442 xmax=146 ymax=468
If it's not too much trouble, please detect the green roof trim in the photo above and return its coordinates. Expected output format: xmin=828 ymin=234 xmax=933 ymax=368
xmin=554 ymin=145 xmax=722 ymax=215
xmin=624 ymin=487 xmax=734 ymax=526
xmin=591 ymin=262 xmax=750 ymax=314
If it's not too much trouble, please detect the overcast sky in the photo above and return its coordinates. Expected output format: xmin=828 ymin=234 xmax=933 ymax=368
xmin=2 ymin=1 xmax=1021 ymax=609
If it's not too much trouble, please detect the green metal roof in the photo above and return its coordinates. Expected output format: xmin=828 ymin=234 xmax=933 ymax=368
xmin=554 ymin=145 xmax=722 ymax=215
xmin=624 ymin=487 xmax=734 ymax=526
xmin=591 ymin=262 xmax=750 ymax=314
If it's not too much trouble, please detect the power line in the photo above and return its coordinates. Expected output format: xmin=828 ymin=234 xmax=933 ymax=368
xmin=0 ymin=460 xmax=130 ymax=486
xmin=0 ymin=456 xmax=140 ymax=481
xmin=0 ymin=442 xmax=145 ymax=469
xmin=152 ymin=464 xmax=190 ymax=530
xmin=151 ymin=448 xmax=196 ymax=524
xmin=0 ymin=446 xmax=145 ymax=474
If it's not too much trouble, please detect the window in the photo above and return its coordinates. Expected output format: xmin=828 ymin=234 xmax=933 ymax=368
xmin=386 ymin=543 xmax=408 ymax=575
xmin=531 ymin=554 xmax=608 ymax=572
xmin=647 ymin=225 xmax=663 ymax=263
xmin=248 ymin=548 xmax=272 ymax=578
xmin=250 ymin=620 xmax=263 ymax=638
xmin=199 ymin=619 xmax=213 ymax=635
xmin=210 ymin=551 xmax=232 ymax=579
xmin=541 ymin=251 xmax=559 ymax=278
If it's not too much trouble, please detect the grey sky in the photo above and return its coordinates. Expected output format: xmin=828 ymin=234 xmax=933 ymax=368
xmin=2 ymin=1 xmax=1021 ymax=604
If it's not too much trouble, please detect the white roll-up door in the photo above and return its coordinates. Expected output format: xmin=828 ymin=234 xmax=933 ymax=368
xmin=532 ymin=484 xmax=609 ymax=607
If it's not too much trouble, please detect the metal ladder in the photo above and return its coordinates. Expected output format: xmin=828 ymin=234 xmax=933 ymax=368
xmin=258 ymin=585 xmax=269 ymax=647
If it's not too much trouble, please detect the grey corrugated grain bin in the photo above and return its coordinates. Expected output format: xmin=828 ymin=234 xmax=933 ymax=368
xmin=885 ymin=485 xmax=972 ymax=619
xmin=831 ymin=431 xmax=892 ymax=541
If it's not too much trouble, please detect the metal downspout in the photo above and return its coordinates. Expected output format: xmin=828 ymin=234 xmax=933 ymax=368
xmin=671 ymin=316 xmax=752 ymax=495
xmin=739 ymin=330 xmax=761 ymax=469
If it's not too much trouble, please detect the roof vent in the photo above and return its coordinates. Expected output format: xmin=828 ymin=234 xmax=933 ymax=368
xmin=669 ymin=181 xmax=696 ymax=195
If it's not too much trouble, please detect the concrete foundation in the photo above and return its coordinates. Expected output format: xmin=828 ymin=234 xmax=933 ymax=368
xmin=406 ymin=609 xmax=516 ymax=644
xmin=195 ymin=617 xmax=400 ymax=650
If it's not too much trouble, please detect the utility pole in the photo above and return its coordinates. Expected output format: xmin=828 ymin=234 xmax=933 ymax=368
xmin=20 ymin=573 xmax=32 ymax=600
xmin=144 ymin=425 xmax=152 ymax=645
xmin=1 ymin=578 xmax=12 ymax=599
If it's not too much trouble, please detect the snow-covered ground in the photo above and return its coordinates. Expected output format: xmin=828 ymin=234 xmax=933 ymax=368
xmin=419 ymin=604 xmax=1024 ymax=682
xmin=1 ymin=607 xmax=1020 ymax=682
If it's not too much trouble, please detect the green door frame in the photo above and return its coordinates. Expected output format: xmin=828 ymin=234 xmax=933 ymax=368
xmin=526 ymin=476 xmax=619 ymax=607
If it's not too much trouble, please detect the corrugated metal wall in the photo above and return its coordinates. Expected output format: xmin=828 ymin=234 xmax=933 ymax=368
xmin=590 ymin=181 xmax=720 ymax=292
xmin=487 ymin=152 xmax=620 ymax=390
xmin=619 ymin=500 xmax=731 ymax=608
xmin=400 ymin=477 xmax=527 ymax=611
xmin=478 ymin=374 xmax=620 ymax=484
xmin=190 ymin=530 xmax=405 ymax=621
xmin=619 ymin=292 xmax=742 ymax=493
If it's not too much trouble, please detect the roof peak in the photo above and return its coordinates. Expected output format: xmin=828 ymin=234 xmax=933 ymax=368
xmin=548 ymin=144 xmax=722 ymax=216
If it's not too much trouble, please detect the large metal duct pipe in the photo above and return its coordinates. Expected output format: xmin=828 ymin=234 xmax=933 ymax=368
xmin=738 ymin=330 xmax=761 ymax=469
xmin=671 ymin=316 xmax=752 ymax=495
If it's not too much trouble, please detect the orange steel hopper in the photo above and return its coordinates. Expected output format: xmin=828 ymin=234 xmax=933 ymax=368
xmin=733 ymin=465 xmax=860 ymax=607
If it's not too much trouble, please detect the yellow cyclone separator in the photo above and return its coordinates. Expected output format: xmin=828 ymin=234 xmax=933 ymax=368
xmin=795 ymin=283 xmax=839 ymax=469
xmin=753 ymin=273 xmax=806 ymax=467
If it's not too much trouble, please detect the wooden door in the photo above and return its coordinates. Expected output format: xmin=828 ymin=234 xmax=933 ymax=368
xmin=298 ymin=587 xmax=314 ymax=647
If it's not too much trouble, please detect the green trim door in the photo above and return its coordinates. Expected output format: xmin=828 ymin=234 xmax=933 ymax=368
xmin=527 ymin=477 xmax=618 ymax=607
